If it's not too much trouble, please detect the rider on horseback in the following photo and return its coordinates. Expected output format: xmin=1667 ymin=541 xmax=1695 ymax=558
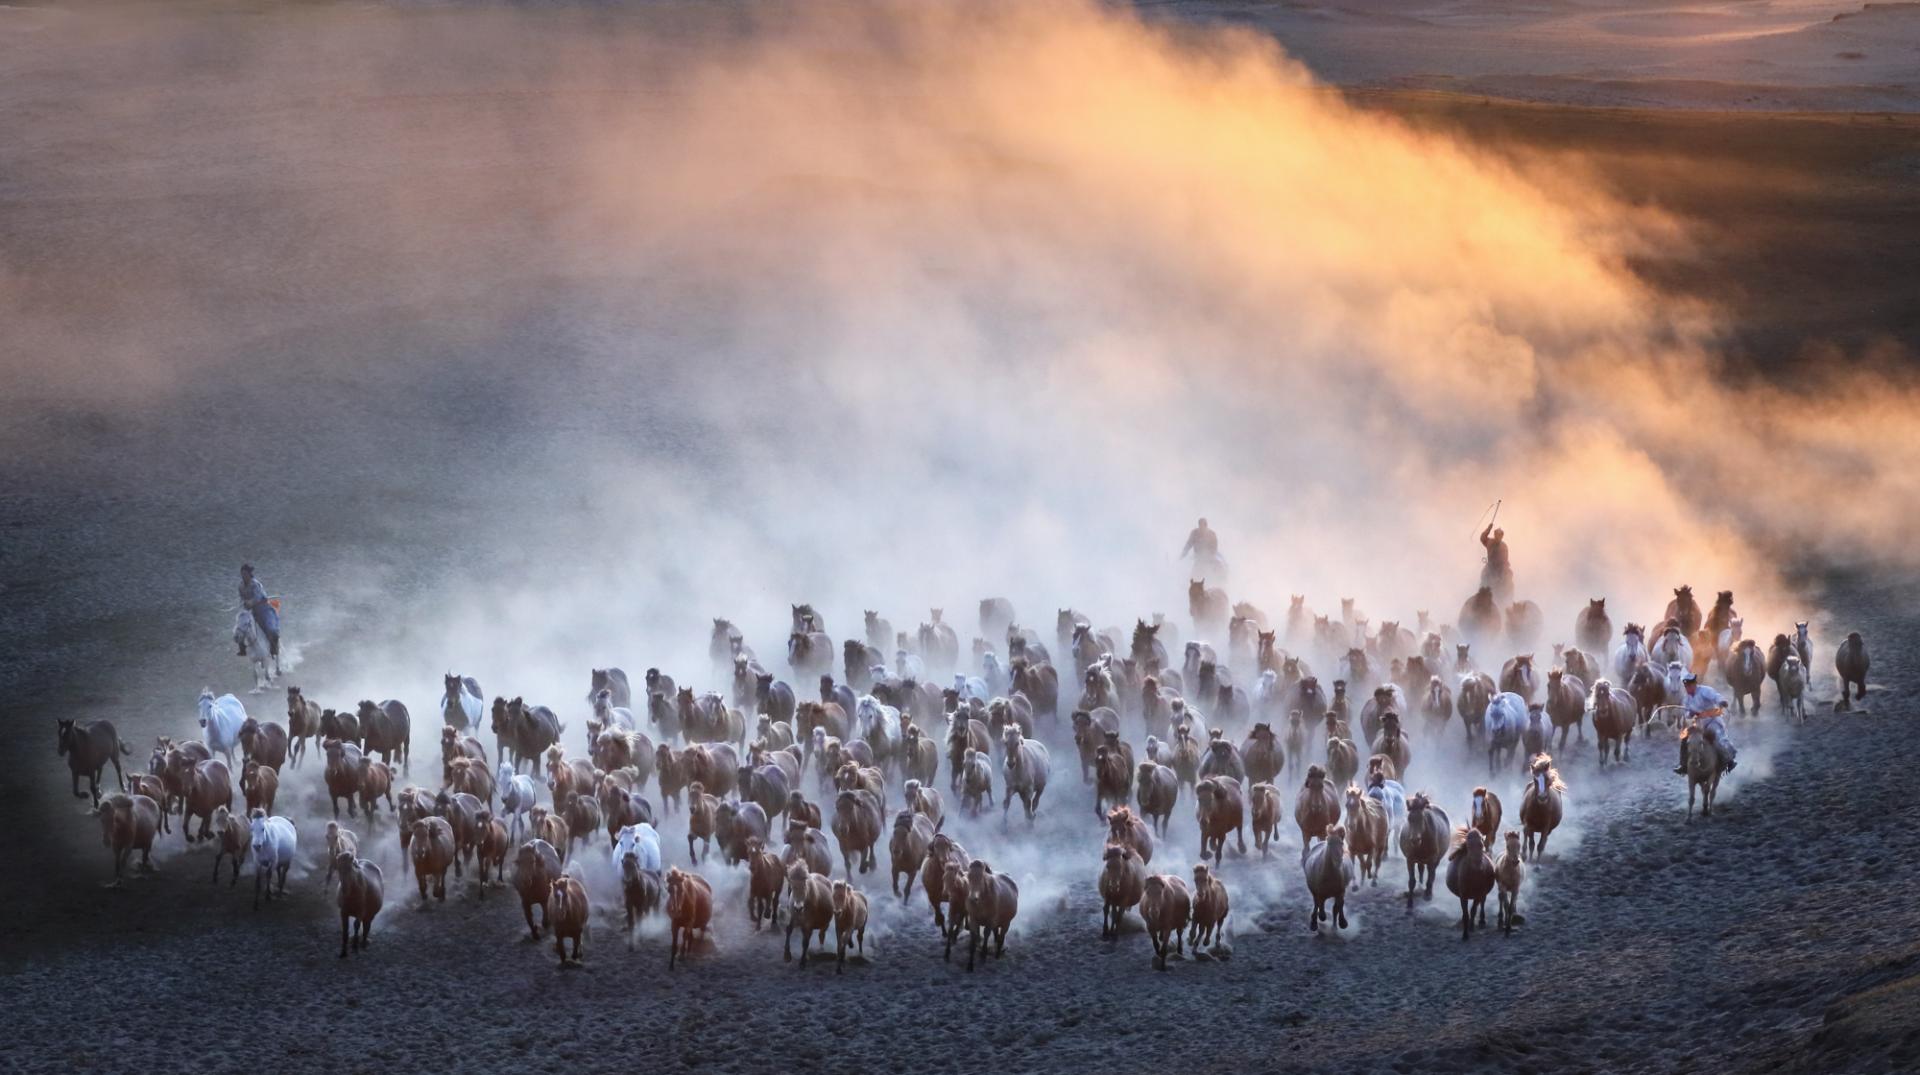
xmin=1181 ymin=517 xmax=1219 ymax=564
xmin=1673 ymin=672 xmax=1737 ymax=774
xmin=237 ymin=563 xmax=280 ymax=660
xmin=1479 ymin=523 xmax=1514 ymax=606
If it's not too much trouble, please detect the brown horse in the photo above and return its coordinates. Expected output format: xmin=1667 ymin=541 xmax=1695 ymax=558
xmin=1687 ymin=726 xmax=1725 ymax=819
xmin=1589 ymin=681 xmax=1635 ymax=766
xmin=1294 ymin=765 xmax=1341 ymax=846
xmin=57 ymin=719 xmax=129 ymax=805
xmin=1343 ymin=785 xmax=1389 ymax=888
xmin=1518 ymin=754 xmax=1565 ymax=860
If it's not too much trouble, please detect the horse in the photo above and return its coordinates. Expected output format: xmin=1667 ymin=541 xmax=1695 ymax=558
xmin=57 ymin=719 xmax=129 ymax=805
xmin=1611 ymin=624 xmax=1649 ymax=687
xmin=1836 ymin=631 xmax=1870 ymax=710
xmin=1366 ymin=769 xmax=1407 ymax=850
xmin=233 ymin=611 xmax=279 ymax=692
xmin=1467 ymin=785 xmax=1503 ymax=844
xmin=249 ymin=810 xmax=297 ymax=910
xmin=1778 ymin=654 xmax=1809 ymax=723
xmin=197 ymin=690 xmax=248 ymax=767
xmin=590 ymin=668 xmax=632 ymax=710
xmin=505 ymin=698 xmax=563 ymax=774
xmin=1303 ymin=825 xmax=1351 ymax=933
xmin=1421 ymin=676 xmax=1453 ymax=738
xmin=1482 ymin=692 xmax=1527 ymax=775
xmin=1627 ymin=663 xmax=1668 ymax=729
xmin=440 ymin=674 xmax=484 ymax=733
xmin=1400 ymin=792 xmax=1450 ymax=908
xmin=497 ymin=763 xmax=538 ymax=841
xmin=1456 ymin=673 xmax=1495 ymax=747
xmin=1343 ymin=786 xmax=1389 ymax=888
xmin=1131 ymin=620 xmax=1170 ymax=673
xmin=1664 ymin=586 xmax=1703 ymax=637
xmin=789 ymin=630 xmax=834 ymax=679
xmin=1724 ymin=640 xmax=1766 ymax=716
xmin=1519 ymin=754 xmax=1564 ymax=860
xmin=1444 ymin=827 xmax=1496 ymax=941
xmin=1521 ymin=704 xmax=1549 ymax=761
xmin=1495 ymin=831 xmax=1525 ymax=936
xmin=1575 ymin=598 xmax=1612 ymax=654
xmin=1544 ymin=669 xmax=1586 ymax=747
xmin=1588 ymin=680 xmax=1636 ymax=767
xmin=710 ymin=620 xmax=745 ymax=679
xmin=1457 ymin=587 xmax=1501 ymax=643
xmin=1659 ymin=660 xmax=1689 ymax=723
xmin=1371 ymin=714 xmax=1412 ymax=783
xmin=590 ymin=689 xmax=637 ymax=738
xmin=1650 ymin=627 xmax=1693 ymax=674
xmin=1687 ymin=725 xmax=1726 ymax=819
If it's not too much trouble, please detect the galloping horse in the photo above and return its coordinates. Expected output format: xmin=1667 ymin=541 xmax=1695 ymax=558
xmin=233 ymin=608 xmax=280 ymax=692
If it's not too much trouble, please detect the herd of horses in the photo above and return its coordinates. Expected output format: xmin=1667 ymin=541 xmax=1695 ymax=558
xmin=57 ymin=580 xmax=1870 ymax=968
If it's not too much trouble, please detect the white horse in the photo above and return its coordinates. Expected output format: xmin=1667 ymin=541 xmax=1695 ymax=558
xmin=1611 ymin=626 xmax=1649 ymax=687
xmin=856 ymin=696 xmax=902 ymax=762
xmin=1167 ymin=699 xmax=1209 ymax=746
xmin=1778 ymin=654 xmax=1809 ymax=722
xmin=1483 ymin=692 xmax=1528 ymax=775
xmin=953 ymin=674 xmax=991 ymax=705
xmin=232 ymin=612 xmax=278 ymax=692
xmin=441 ymin=674 xmax=484 ymax=733
xmin=249 ymin=811 xmax=297 ymax=909
xmin=1254 ymin=670 xmax=1284 ymax=722
xmin=1366 ymin=774 xmax=1408 ymax=850
xmin=1650 ymin=661 xmax=1690 ymax=731
xmin=894 ymin=649 xmax=925 ymax=680
xmin=497 ymin=763 xmax=538 ymax=841
xmin=590 ymin=689 xmax=637 ymax=734
xmin=1650 ymin=627 xmax=1693 ymax=674
xmin=981 ymin=653 xmax=1009 ymax=698
xmin=1714 ymin=618 xmax=1744 ymax=671
xmin=615 ymin=823 xmax=663 ymax=874
xmin=198 ymin=689 xmax=248 ymax=766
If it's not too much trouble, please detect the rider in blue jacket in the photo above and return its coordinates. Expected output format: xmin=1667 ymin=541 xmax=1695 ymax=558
xmin=238 ymin=563 xmax=280 ymax=659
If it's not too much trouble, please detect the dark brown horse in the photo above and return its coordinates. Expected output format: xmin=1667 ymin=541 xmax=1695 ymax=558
xmin=57 ymin=719 xmax=129 ymax=805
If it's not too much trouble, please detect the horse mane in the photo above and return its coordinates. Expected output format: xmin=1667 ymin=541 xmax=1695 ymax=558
xmin=1446 ymin=825 xmax=1480 ymax=860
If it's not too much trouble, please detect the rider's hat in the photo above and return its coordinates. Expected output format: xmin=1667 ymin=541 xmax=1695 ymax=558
xmin=241 ymin=563 xmax=254 ymax=572
xmin=1682 ymin=672 xmax=1699 ymax=684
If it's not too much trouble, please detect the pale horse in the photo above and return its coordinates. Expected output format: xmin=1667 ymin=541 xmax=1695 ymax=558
xmin=233 ymin=610 xmax=280 ymax=692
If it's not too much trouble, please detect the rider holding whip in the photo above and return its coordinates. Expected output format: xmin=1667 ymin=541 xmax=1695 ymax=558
xmin=1478 ymin=500 xmax=1514 ymax=605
